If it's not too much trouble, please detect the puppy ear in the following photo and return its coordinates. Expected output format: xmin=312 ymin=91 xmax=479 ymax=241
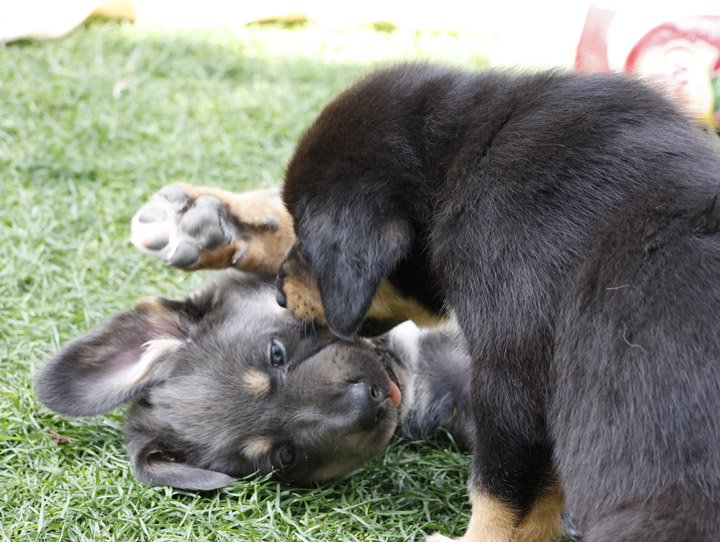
xmin=131 ymin=443 xmax=235 ymax=491
xmin=35 ymin=298 xmax=189 ymax=417
xmin=301 ymin=210 xmax=413 ymax=340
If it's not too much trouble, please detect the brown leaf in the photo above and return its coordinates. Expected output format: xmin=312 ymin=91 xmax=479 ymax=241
xmin=47 ymin=430 xmax=70 ymax=446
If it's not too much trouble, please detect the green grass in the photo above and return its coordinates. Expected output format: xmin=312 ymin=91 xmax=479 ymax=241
xmin=0 ymin=19 xmax=494 ymax=542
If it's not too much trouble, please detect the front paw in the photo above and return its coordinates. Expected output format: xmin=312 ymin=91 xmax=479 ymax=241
xmin=131 ymin=184 xmax=294 ymax=273
xmin=131 ymin=185 xmax=238 ymax=270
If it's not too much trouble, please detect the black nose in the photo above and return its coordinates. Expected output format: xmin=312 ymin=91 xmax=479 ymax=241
xmin=337 ymin=381 xmax=386 ymax=431
xmin=276 ymin=289 xmax=287 ymax=308
xmin=347 ymin=381 xmax=383 ymax=407
xmin=369 ymin=384 xmax=381 ymax=400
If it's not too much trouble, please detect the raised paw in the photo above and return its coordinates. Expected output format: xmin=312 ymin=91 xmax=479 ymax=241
xmin=131 ymin=184 xmax=294 ymax=274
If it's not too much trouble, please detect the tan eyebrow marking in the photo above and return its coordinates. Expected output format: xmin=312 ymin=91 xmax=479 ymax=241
xmin=242 ymin=437 xmax=272 ymax=460
xmin=241 ymin=368 xmax=271 ymax=395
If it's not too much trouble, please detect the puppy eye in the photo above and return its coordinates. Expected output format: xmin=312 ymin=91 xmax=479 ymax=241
xmin=269 ymin=340 xmax=285 ymax=368
xmin=278 ymin=445 xmax=295 ymax=468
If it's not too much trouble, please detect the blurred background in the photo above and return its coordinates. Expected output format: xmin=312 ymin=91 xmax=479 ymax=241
xmin=3 ymin=0 xmax=592 ymax=67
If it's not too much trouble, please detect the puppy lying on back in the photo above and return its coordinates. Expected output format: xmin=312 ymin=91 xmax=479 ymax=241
xmin=275 ymin=62 xmax=720 ymax=541
xmin=35 ymin=185 xmax=473 ymax=490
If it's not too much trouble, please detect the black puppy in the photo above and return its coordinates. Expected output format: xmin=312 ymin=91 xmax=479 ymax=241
xmin=35 ymin=186 xmax=473 ymax=490
xmin=277 ymin=62 xmax=720 ymax=540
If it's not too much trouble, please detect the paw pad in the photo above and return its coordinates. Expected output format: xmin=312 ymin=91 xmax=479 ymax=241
xmin=131 ymin=186 xmax=236 ymax=269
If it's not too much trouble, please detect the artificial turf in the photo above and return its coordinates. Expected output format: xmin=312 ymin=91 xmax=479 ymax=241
xmin=1 ymin=18 xmax=497 ymax=542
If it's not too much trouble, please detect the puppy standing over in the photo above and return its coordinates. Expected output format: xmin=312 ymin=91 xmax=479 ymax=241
xmin=276 ymin=62 xmax=720 ymax=541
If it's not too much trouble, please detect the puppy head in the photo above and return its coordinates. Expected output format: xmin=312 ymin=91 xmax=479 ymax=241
xmin=278 ymin=65 xmax=452 ymax=339
xmin=36 ymin=272 xmax=409 ymax=490
xmin=277 ymin=204 xmax=414 ymax=341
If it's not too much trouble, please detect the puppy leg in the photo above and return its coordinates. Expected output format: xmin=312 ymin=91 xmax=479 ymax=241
xmin=515 ymin=483 xmax=564 ymax=541
xmin=426 ymin=491 xmax=517 ymax=542
xmin=427 ymin=484 xmax=563 ymax=542
xmin=428 ymin=360 xmax=563 ymax=542
xmin=131 ymin=184 xmax=294 ymax=274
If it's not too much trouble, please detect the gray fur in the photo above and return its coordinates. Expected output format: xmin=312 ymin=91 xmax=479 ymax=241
xmin=36 ymin=270 xmax=472 ymax=490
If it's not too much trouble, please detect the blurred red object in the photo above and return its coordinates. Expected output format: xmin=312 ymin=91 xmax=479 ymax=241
xmin=576 ymin=4 xmax=720 ymax=129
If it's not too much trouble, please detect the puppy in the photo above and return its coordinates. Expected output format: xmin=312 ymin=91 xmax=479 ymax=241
xmin=276 ymin=62 xmax=720 ymax=540
xmin=35 ymin=185 xmax=473 ymax=490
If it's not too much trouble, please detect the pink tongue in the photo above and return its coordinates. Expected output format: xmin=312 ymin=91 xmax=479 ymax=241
xmin=389 ymin=380 xmax=402 ymax=407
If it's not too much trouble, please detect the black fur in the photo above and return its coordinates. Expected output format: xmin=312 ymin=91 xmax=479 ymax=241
xmin=36 ymin=270 xmax=472 ymax=490
xmin=280 ymin=62 xmax=720 ymax=538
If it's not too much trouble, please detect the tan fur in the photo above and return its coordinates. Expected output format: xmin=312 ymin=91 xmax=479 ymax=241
xmin=282 ymin=264 xmax=447 ymax=330
xmin=242 ymin=437 xmax=272 ymax=460
xmin=425 ymin=485 xmax=563 ymax=542
xmin=126 ymin=337 xmax=181 ymax=389
xmin=283 ymin=275 xmax=326 ymax=325
xmin=426 ymin=491 xmax=516 ymax=542
xmin=176 ymin=183 xmax=296 ymax=274
xmin=310 ymin=461 xmax=352 ymax=482
xmin=120 ymin=297 xmax=183 ymax=389
xmin=140 ymin=296 xmax=176 ymax=318
xmin=183 ymin=244 xmax=241 ymax=271
xmin=231 ymin=225 xmax=294 ymax=275
xmin=310 ymin=425 xmax=396 ymax=482
xmin=516 ymin=483 xmax=564 ymax=542
xmin=368 ymin=279 xmax=448 ymax=328
xmin=241 ymin=368 xmax=271 ymax=396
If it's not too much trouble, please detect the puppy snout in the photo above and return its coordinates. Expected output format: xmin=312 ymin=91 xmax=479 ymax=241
xmin=347 ymin=381 xmax=385 ymax=429
xmin=276 ymin=289 xmax=287 ymax=308
xmin=348 ymin=381 xmax=382 ymax=405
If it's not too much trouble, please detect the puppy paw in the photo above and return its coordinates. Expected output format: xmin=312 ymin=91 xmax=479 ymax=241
xmin=131 ymin=185 xmax=234 ymax=269
xmin=131 ymin=184 xmax=294 ymax=273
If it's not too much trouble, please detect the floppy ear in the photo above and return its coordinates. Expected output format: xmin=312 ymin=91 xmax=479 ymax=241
xmin=129 ymin=441 xmax=236 ymax=491
xmin=35 ymin=297 xmax=188 ymax=417
xmin=299 ymin=205 xmax=413 ymax=340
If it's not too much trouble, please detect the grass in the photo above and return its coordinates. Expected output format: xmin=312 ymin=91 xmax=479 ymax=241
xmin=0 ymin=19 xmax=495 ymax=542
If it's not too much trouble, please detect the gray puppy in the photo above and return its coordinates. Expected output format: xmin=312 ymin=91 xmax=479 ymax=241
xmin=35 ymin=185 xmax=473 ymax=490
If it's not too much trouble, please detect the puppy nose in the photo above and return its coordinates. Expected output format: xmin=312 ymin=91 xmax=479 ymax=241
xmin=348 ymin=381 xmax=382 ymax=406
xmin=369 ymin=384 xmax=381 ymax=401
xmin=276 ymin=289 xmax=287 ymax=308
xmin=347 ymin=382 xmax=384 ymax=429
